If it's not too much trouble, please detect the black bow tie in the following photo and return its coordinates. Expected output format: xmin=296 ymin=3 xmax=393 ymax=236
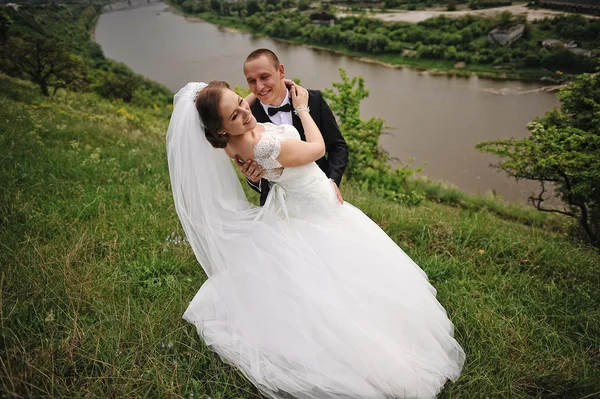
xmin=267 ymin=103 xmax=292 ymax=116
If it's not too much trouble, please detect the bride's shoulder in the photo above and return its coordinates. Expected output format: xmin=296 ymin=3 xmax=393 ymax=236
xmin=260 ymin=122 xmax=276 ymax=130
xmin=281 ymin=124 xmax=300 ymax=138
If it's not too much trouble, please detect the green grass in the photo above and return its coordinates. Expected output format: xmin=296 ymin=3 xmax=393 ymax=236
xmin=1 ymin=74 xmax=599 ymax=398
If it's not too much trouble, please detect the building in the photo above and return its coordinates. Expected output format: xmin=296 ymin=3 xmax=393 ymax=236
xmin=539 ymin=0 xmax=600 ymax=15
xmin=540 ymin=39 xmax=594 ymax=56
xmin=310 ymin=11 xmax=335 ymax=27
xmin=488 ymin=24 xmax=525 ymax=47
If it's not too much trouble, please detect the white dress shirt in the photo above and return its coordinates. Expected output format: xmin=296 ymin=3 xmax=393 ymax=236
xmin=262 ymin=88 xmax=293 ymax=126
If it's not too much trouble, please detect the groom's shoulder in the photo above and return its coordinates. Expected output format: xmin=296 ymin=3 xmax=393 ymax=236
xmin=250 ymin=99 xmax=262 ymax=111
xmin=307 ymin=88 xmax=322 ymax=97
xmin=307 ymin=88 xmax=324 ymax=104
xmin=250 ymin=99 xmax=264 ymax=115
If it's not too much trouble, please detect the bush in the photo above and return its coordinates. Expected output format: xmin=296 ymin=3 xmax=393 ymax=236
xmin=246 ymin=0 xmax=261 ymax=15
xmin=97 ymin=71 xmax=141 ymax=103
xmin=469 ymin=0 xmax=512 ymax=10
xmin=298 ymin=0 xmax=310 ymax=11
xmin=323 ymin=68 xmax=425 ymax=205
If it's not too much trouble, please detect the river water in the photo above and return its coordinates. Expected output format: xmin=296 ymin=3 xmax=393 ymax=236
xmin=95 ymin=2 xmax=560 ymax=203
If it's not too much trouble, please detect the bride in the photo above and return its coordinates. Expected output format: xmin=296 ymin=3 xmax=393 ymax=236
xmin=166 ymin=81 xmax=465 ymax=399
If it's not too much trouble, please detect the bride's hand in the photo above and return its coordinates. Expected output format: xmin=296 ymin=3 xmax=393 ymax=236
xmin=290 ymin=84 xmax=309 ymax=110
xmin=283 ymin=78 xmax=295 ymax=89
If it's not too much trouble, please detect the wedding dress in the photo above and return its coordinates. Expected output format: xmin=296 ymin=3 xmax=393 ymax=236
xmin=168 ymin=83 xmax=465 ymax=399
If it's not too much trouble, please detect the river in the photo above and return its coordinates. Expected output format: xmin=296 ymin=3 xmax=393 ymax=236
xmin=94 ymin=2 xmax=560 ymax=203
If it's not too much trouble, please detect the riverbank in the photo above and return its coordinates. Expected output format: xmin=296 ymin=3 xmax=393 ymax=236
xmin=355 ymin=4 xmax=589 ymax=24
xmin=172 ymin=4 xmax=568 ymax=87
xmin=164 ymin=1 xmax=583 ymax=82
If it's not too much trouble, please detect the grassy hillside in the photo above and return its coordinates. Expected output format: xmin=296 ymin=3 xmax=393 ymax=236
xmin=1 ymin=74 xmax=599 ymax=398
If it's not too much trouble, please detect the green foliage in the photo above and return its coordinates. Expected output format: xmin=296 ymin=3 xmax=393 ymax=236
xmin=210 ymin=0 xmax=223 ymax=14
xmin=97 ymin=71 xmax=141 ymax=103
xmin=1 ymin=35 xmax=87 ymax=96
xmin=234 ymin=84 xmax=252 ymax=97
xmin=0 ymin=3 xmax=173 ymax=108
xmin=183 ymin=1 xmax=600 ymax=77
xmin=554 ymin=70 xmax=600 ymax=133
xmin=469 ymin=0 xmax=512 ymax=10
xmin=298 ymin=0 xmax=311 ymax=11
xmin=494 ymin=10 xmax=523 ymax=29
xmin=477 ymin=72 xmax=600 ymax=247
xmin=0 ymin=8 xmax=12 ymax=40
xmin=182 ymin=0 xmax=210 ymax=13
xmin=247 ymin=0 xmax=262 ymax=15
xmin=324 ymin=68 xmax=425 ymax=205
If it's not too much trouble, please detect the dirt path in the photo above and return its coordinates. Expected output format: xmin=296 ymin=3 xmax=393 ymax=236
xmin=338 ymin=5 xmax=595 ymax=23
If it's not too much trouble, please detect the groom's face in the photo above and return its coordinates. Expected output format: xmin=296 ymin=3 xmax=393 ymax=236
xmin=244 ymin=55 xmax=286 ymax=106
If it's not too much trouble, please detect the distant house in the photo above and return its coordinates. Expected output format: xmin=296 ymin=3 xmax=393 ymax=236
xmin=310 ymin=11 xmax=335 ymax=27
xmin=539 ymin=0 xmax=600 ymax=15
xmin=488 ymin=24 xmax=525 ymax=47
xmin=540 ymin=39 xmax=593 ymax=56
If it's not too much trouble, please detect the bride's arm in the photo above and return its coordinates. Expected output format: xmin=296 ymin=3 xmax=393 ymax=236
xmin=244 ymin=92 xmax=257 ymax=106
xmin=275 ymin=85 xmax=325 ymax=167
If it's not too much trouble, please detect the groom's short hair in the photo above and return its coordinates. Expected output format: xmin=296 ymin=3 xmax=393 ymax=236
xmin=245 ymin=48 xmax=280 ymax=70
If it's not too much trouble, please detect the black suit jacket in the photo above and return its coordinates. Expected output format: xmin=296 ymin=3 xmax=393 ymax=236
xmin=248 ymin=89 xmax=349 ymax=206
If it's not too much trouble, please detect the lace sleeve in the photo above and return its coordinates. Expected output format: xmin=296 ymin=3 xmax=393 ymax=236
xmin=254 ymin=129 xmax=284 ymax=170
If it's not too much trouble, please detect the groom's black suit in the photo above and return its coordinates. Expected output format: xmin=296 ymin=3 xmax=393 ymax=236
xmin=248 ymin=89 xmax=349 ymax=206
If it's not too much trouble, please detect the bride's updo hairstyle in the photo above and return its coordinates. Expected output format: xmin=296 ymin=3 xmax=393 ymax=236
xmin=195 ymin=81 xmax=230 ymax=149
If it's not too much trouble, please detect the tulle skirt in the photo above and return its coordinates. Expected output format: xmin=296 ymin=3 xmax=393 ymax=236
xmin=183 ymin=199 xmax=465 ymax=399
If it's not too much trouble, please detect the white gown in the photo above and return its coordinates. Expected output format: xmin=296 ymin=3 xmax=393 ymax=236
xmin=183 ymin=122 xmax=465 ymax=399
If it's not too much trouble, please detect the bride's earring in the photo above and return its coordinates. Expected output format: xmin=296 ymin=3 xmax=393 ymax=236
xmin=220 ymin=131 xmax=227 ymax=136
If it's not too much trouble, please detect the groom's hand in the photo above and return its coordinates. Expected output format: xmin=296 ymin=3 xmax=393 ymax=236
xmin=235 ymin=155 xmax=265 ymax=183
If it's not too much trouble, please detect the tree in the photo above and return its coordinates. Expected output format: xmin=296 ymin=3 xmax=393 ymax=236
xmin=298 ymin=0 xmax=310 ymax=11
xmin=210 ymin=0 xmax=223 ymax=14
xmin=555 ymin=72 xmax=600 ymax=134
xmin=323 ymin=68 xmax=424 ymax=205
xmin=1 ymin=35 xmax=86 ymax=96
xmin=476 ymin=72 xmax=600 ymax=247
xmin=246 ymin=0 xmax=261 ymax=16
xmin=366 ymin=33 xmax=390 ymax=54
xmin=0 ymin=9 xmax=12 ymax=41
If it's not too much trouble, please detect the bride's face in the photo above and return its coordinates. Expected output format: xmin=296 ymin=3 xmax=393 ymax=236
xmin=218 ymin=88 xmax=256 ymax=137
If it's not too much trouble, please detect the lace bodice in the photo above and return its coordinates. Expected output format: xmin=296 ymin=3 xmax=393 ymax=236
xmin=253 ymin=123 xmax=339 ymax=220
xmin=253 ymin=123 xmax=297 ymax=181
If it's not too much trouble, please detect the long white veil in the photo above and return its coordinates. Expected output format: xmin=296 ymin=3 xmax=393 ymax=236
xmin=166 ymin=82 xmax=265 ymax=276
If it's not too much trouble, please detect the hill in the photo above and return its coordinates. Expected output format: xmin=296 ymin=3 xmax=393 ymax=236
xmin=1 ymin=74 xmax=599 ymax=398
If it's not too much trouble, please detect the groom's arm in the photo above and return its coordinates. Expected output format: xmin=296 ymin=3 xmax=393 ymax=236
xmin=247 ymin=177 xmax=263 ymax=193
xmin=316 ymin=91 xmax=348 ymax=186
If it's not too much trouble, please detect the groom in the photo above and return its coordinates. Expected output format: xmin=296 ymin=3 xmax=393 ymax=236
xmin=237 ymin=48 xmax=349 ymax=206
